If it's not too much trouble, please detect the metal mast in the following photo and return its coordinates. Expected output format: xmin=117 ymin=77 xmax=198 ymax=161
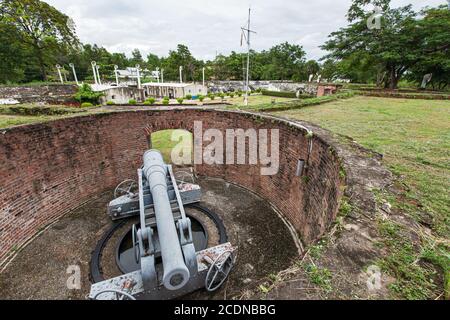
xmin=241 ymin=8 xmax=256 ymax=106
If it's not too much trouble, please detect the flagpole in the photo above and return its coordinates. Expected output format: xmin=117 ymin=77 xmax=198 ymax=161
xmin=244 ymin=8 xmax=251 ymax=106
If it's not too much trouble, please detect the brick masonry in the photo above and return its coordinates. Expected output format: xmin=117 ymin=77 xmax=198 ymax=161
xmin=0 ymin=109 xmax=344 ymax=265
xmin=0 ymin=84 xmax=78 ymax=104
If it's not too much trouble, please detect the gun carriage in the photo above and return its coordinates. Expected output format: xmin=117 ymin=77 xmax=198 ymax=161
xmin=89 ymin=150 xmax=235 ymax=300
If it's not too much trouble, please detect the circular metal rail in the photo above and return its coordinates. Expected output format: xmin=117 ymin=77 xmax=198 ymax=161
xmin=89 ymin=204 xmax=228 ymax=284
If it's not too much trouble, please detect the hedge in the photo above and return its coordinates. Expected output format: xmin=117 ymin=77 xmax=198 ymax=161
xmin=356 ymin=91 xmax=450 ymax=100
xmin=229 ymin=92 xmax=355 ymax=112
xmin=261 ymin=90 xmax=297 ymax=98
xmin=0 ymin=104 xmax=88 ymax=116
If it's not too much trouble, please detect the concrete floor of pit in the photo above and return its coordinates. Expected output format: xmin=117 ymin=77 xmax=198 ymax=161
xmin=0 ymin=177 xmax=299 ymax=300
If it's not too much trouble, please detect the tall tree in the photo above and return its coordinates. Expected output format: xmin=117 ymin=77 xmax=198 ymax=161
xmin=322 ymin=1 xmax=449 ymax=89
xmin=161 ymin=44 xmax=199 ymax=82
xmin=0 ymin=0 xmax=79 ymax=81
xmin=407 ymin=6 xmax=450 ymax=90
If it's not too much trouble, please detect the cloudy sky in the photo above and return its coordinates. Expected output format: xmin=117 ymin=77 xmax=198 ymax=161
xmin=44 ymin=0 xmax=445 ymax=61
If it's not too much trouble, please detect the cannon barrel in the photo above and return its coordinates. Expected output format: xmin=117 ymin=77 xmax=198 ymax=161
xmin=142 ymin=150 xmax=189 ymax=290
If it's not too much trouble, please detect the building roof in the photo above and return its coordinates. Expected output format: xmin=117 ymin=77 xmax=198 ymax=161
xmin=142 ymin=82 xmax=201 ymax=88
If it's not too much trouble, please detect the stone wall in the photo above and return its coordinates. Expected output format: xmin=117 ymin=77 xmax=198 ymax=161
xmin=0 ymin=109 xmax=344 ymax=265
xmin=208 ymin=81 xmax=321 ymax=95
xmin=0 ymin=84 xmax=78 ymax=104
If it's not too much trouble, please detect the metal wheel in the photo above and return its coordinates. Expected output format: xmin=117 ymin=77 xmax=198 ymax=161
xmin=205 ymin=250 xmax=235 ymax=292
xmin=93 ymin=289 xmax=136 ymax=300
xmin=114 ymin=179 xmax=138 ymax=199
xmin=132 ymin=224 xmax=140 ymax=264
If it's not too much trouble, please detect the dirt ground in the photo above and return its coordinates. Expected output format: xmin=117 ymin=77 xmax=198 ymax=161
xmin=0 ymin=177 xmax=298 ymax=300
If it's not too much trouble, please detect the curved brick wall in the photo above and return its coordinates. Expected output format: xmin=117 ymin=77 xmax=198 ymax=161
xmin=0 ymin=109 xmax=344 ymax=264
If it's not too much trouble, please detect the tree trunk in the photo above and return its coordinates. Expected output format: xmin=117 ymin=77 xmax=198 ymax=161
xmin=387 ymin=66 xmax=402 ymax=90
xmin=34 ymin=45 xmax=47 ymax=81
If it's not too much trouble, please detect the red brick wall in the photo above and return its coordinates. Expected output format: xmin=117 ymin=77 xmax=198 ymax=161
xmin=0 ymin=109 xmax=343 ymax=264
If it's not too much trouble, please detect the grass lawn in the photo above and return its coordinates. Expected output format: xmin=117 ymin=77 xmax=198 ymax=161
xmin=151 ymin=129 xmax=193 ymax=164
xmin=0 ymin=104 xmax=96 ymax=129
xmin=0 ymin=114 xmax=59 ymax=128
xmin=227 ymin=94 xmax=296 ymax=107
xmin=272 ymin=96 xmax=450 ymax=299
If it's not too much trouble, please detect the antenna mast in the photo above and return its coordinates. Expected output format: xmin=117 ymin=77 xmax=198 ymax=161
xmin=241 ymin=8 xmax=256 ymax=106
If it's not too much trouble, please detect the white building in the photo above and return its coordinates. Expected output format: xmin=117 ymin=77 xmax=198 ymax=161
xmin=142 ymin=83 xmax=207 ymax=99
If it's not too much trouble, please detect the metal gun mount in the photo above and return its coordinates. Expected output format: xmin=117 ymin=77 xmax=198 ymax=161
xmin=89 ymin=150 xmax=235 ymax=300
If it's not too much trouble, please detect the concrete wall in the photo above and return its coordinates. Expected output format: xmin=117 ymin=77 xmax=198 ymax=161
xmin=101 ymin=87 xmax=145 ymax=104
xmin=0 ymin=109 xmax=344 ymax=265
xmin=0 ymin=85 xmax=78 ymax=104
xmin=144 ymin=84 xmax=207 ymax=99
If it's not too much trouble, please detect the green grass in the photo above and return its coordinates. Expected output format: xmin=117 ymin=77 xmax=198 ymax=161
xmin=151 ymin=129 xmax=192 ymax=164
xmin=273 ymin=96 xmax=450 ymax=236
xmin=303 ymin=264 xmax=333 ymax=292
xmin=272 ymin=96 xmax=450 ymax=299
xmin=228 ymin=94 xmax=296 ymax=107
xmin=0 ymin=104 xmax=98 ymax=129
xmin=0 ymin=114 xmax=59 ymax=128
xmin=228 ymin=92 xmax=354 ymax=111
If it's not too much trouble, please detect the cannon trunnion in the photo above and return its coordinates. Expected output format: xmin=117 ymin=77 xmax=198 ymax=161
xmin=89 ymin=150 xmax=235 ymax=300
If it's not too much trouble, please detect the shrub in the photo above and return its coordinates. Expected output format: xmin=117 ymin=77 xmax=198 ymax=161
xmin=145 ymin=97 xmax=156 ymax=105
xmin=106 ymin=101 xmax=115 ymax=105
xmin=237 ymin=92 xmax=242 ymax=97
xmin=209 ymin=94 xmax=215 ymax=100
xmin=162 ymin=98 xmax=170 ymax=105
xmin=81 ymin=102 xmax=94 ymax=108
xmin=198 ymin=95 xmax=204 ymax=102
xmin=74 ymin=83 xmax=103 ymax=104
xmin=128 ymin=99 xmax=137 ymax=105
xmin=177 ymin=98 xmax=184 ymax=104
xmin=219 ymin=93 xmax=225 ymax=99
xmin=229 ymin=93 xmax=235 ymax=98
xmin=185 ymin=94 xmax=192 ymax=100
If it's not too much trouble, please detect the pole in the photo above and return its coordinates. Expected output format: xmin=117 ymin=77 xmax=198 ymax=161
xmin=114 ymin=65 xmax=119 ymax=86
xmin=244 ymin=8 xmax=251 ymax=106
xmin=136 ymin=64 xmax=141 ymax=89
xmin=56 ymin=65 xmax=64 ymax=84
xmin=96 ymin=65 xmax=102 ymax=85
xmin=161 ymin=69 xmax=164 ymax=83
xmin=91 ymin=61 xmax=98 ymax=85
xmin=179 ymin=66 xmax=183 ymax=84
xmin=202 ymin=67 xmax=205 ymax=87
xmin=69 ymin=63 xmax=79 ymax=85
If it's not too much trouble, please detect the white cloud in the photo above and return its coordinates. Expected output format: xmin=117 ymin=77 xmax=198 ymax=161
xmin=44 ymin=0 xmax=446 ymax=61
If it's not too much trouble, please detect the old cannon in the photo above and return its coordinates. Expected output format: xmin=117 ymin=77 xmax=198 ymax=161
xmin=89 ymin=150 xmax=235 ymax=300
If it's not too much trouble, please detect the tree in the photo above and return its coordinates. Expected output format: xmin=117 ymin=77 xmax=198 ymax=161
xmin=305 ymin=60 xmax=320 ymax=77
xmin=130 ymin=48 xmax=144 ymax=67
xmin=0 ymin=22 xmax=28 ymax=83
xmin=0 ymin=0 xmax=79 ymax=81
xmin=322 ymin=1 xmax=448 ymax=89
xmin=161 ymin=44 xmax=199 ymax=82
xmin=263 ymin=42 xmax=306 ymax=80
xmin=146 ymin=52 xmax=160 ymax=71
xmin=407 ymin=6 xmax=450 ymax=90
